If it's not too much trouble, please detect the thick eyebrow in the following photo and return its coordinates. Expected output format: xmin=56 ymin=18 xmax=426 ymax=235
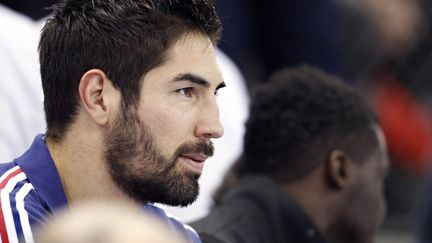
xmin=173 ymin=73 xmax=226 ymax=90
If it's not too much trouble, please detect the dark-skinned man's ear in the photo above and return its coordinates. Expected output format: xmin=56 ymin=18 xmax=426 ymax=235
xmin=326 ymin=149 xmax=356 ymax=190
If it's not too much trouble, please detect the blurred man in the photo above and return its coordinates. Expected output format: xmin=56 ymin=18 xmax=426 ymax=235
xmin=192 ymin=66 xmax=389 ymax=243
xmin=0 ymin=0 xmax=224 ymax=242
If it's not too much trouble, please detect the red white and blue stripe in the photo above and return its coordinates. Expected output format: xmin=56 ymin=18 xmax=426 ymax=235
xmin=0 ymin=166 xmax=34 ymax=243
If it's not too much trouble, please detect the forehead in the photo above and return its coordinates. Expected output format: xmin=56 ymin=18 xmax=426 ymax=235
xmin=168 ymin=33 xmax=216 ymax=60
xmin=141 ymin=33 xmax=223 ymax=87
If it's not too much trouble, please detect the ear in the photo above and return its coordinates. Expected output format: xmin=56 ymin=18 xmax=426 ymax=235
xmin=78 ymin=69 xmax=119 ymax=126
xmin=326 ymin=150 xmax=356 ymax=190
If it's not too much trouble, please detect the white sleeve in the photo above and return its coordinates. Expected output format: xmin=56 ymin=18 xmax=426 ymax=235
xmin=0 ymin=5 xmax=46 ymax=162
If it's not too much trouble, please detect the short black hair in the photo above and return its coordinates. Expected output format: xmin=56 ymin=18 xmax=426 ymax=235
xmin=39 ymin=0 xmax=221 ymax=141
xmin=238 ymin=66 xmax=379 ymax=183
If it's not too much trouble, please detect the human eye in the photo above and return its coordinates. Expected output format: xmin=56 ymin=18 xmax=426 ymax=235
xmin=176 ymin=87 xmax=194 ymax=98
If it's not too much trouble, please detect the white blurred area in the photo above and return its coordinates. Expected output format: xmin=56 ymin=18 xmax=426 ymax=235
xmin=0 ymin=5 xmax=45 ymax=162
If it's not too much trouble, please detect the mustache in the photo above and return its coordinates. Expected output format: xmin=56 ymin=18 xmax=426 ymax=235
xmin=175 ymin=140 xmax=215 ymax=158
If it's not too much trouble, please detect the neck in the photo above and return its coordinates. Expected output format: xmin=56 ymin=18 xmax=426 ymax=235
xmin=46 ymin=126 xmax=133 ymax=205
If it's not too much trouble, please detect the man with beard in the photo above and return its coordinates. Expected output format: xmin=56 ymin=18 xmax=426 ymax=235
xmin=0 ymin=0 xmax=224 ymax=242
xmin=192 ymin=66 xmax=389 ymax=243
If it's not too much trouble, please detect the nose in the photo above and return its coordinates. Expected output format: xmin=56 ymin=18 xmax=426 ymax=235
xmin=195 ymin=100 xmax=224 ymax=139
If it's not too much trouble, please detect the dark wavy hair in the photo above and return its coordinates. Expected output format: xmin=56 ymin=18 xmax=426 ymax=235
xmin=39 ymin=0 xmax=221 ymax=141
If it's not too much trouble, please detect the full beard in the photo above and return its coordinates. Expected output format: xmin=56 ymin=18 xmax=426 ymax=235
xmin=103 ymin=104 xmax=214 ymax=206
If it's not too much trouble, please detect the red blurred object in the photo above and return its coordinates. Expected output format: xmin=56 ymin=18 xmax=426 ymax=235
xmin=372 ymin=75 xmax=432 ymax=173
